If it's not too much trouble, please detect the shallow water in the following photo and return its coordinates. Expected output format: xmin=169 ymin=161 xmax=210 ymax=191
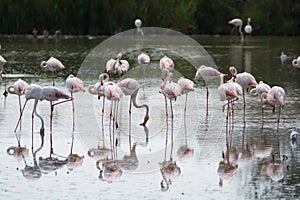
xmin=1 ymin=33 xmax=300 ymax=199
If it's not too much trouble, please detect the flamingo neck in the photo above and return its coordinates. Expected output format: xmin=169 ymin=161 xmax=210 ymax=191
xmin=131 ymin=90 xmax=149 ymax=125
xmin=33 ymin=99 xmax=44 ymax=134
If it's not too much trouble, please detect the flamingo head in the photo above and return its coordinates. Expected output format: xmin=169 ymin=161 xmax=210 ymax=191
xmin=229 ymin=66 xmax=237 ymax=77
xmin=292 ymin=57 xmax=300 ymax=68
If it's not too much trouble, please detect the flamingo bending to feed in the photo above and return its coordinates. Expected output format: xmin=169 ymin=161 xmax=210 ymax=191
xmin=117 ymin=78 xmax=149 ymax=126
xmin=195 ymin=65 xmax=226 ymax=116
xmin=66 ymin=74 xmax=85 ymax=132
xmin=14 ymin=84 xmax=44 ymax=134
xmin=0 ymin=54 xmax=8 ymax=96
xmin=177 ymin=77 xmax=195 ymax=113
xmin=115 ymin=53 xmax=130 ymax=76
xmin=250 ymin=81 xmax=271 ymax=124
xmin=292 ymin=56 xmax=300 ymax=68
xmin=261 ymin=86 xmax=286 ymax=128
xmin=106 ymin=58 xmax=117 ymax=75
xmin=229 ymin=66 xmax=257 ymax=122
xmin=8 ymin=79 xmax=28 ymax=130
xmin=41 ymin=57 xmax=65 ymax=86
xmin=228 ymin=18 xmax=243 ymax=38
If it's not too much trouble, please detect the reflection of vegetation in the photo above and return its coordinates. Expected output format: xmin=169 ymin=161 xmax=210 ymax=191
xmin=0 ymin=0 xmax=298 ymax=35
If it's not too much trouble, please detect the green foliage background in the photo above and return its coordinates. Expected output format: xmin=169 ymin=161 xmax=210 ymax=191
xmin=0 ymin=0 xmax=299 ymax=35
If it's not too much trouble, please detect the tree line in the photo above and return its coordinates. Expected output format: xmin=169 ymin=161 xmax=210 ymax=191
xmin=0 ymin=0 xmax=299 ymax=36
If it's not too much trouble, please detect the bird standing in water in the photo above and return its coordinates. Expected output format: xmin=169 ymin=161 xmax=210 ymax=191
xmin=41 ymin=57 xmax=65 ymax=86
xmin=66 ymin=74 xmax=85 ymax=132
xmin=0 ymin=54 xmax=8 ymax=96
xmin=290 ymin=127 xmax=298 ymax=140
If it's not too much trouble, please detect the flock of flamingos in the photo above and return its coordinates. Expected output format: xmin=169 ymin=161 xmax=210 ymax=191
xmin=1 ymin=18 xmax=300 ymax=188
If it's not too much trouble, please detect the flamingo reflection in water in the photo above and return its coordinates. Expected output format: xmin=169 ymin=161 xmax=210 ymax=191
xmin=7 ymin=134 xmax=29 ymax=163
xmin=159 ymin=103 xmax=181 ymax=192
xmin=177 ymin=114 xmax=194 ymax=161
xmin=20 ymin=132 xmax=44 ymax=180
xmin=260 ymin=130 xmax=288 ymax=182
xmin=8 ymin=78 xmax=28 ymax=131
xmin=252 ymin=128 xmax=273 ymax=160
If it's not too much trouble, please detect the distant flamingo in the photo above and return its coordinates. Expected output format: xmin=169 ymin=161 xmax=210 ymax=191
xmin=261 ymin=86 xmax=286 ymax=128
xmin=66 ymin=74 xmax=85 ymax=132
xmin=160 ymin=55 xmax=174 ymax=71
xmin=280 ymin=52 xmax=287 ymax=64
xmin=250 ymin=80 xmax=271 ymax=125
xmin=292 ymin=56 xmax=300 ymax=68
xmin=177 ymin=77 xmax=195 ymax=114
xmin=0 ymin=54 xmax=8 ymax=96
xmin=228 ymin=18 xmax=243 ymax=38
xmin=8 ymin=79 xmax=28 ymax=130
xmin=134 ymin=18 xmax=144 ymax=36
xmin=41 ymin=57 xmax=65 ymax=86
xmin=117 ymin=78 xmax=149 ymax=126
xmin=229 ymin=66 xmax=257 ymax=123
xmin=195 ymin=65 xmax=226 ymax=116
xmin=14 ymin=84 xmax=44 ymax=134
xmin=244 ymin=17 xmax=252 ymax=36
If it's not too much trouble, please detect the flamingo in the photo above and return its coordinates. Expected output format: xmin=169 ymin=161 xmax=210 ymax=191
xmin=244 ymin=17 xmax=252 ymax=36
xmin=160 ymin=55 xmax=174 ymax=71
xmin=228 ymin=18 xmax=243 ymax=38
xmin=41 ymin=57 xmax=65 ymax=86
xmin=177 ymin=77 xmax=195 ymax=113
xmin=261 ymin=86 xmax=286 ymax=128
xmin=14 ymin=84 xmax=44 ymax=134
xmin=292 ymin=56 xmax=300 ymax=68
xmin=290 ymin=127 xmax=298 ymax=140
xmin=137 ymin=53 xmax=150 ymax=65
xmin=8 ymin=79 xmax=28 ymax=130
xmin=160 ymin=69 xmax=182 ymax=120
xmin=134 ymin=18 xmax=144 ymax=36
xmin=250 ymin=81 xmax=271 ymax=125
xmin=66 ymin=74 xmax=85 ymax=132
xmin=40 ymin=86 xmax=72 ymax=134
xmin=229 ymin=66 xmax=257 ymax=123
xmin=106 ymin=58 xmax=117 ymax=75
xmin=280 ymin=52 xmax=287 ymax=64
xmin=115 ymin=53 xmax=130 ymax=76
xmin=0 ymin=54 xmax=8 ymax=96
xmin=195 ymin=65 xmax=226 ymax=116
xmin=117 ymin=78 xmax=149 ymax=126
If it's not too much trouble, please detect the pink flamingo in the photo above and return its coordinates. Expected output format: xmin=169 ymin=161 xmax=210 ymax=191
xmin=0 ymin=54 xmax=8 ymax=96
xmin=228 ymin=18 xmax=243 ymax=38
xmin=14 ymin=84 xmax=44 ymax=134
xmin=250 ymin=81 xmax=271 ymax=125
xmin=66 ymin=74 xmax=85 ymax=132
xmin=41 ymin=57 xmax=65 ymax=86
xmin=160 ymin=55 xmax=174 ymax=71
xmin=115 ymin=52 xmax=130 ymax=76
xmin=106 ymin=58 xmax=117 ymax=75
xmin=8 ymin=79 xmax=28 ymax=130
xmin=261 ymin=86 xmax=286 ymax=128
xmin=137 ymin=53 xmax=150 ymax=65
xmin=292 ymin=56 xmax=300 ymax=68
xmin=177 ymin=77 xmax=195 ymax=114
xmin=195 ymin=65 xmax=226 ymax=116
xmin=117 ymin=78 xmax=149 ymax=126
xmin=229 ymin=66 xmax=257 ymax=123
xmin=160 ymin=69 xmax=182 ymax=120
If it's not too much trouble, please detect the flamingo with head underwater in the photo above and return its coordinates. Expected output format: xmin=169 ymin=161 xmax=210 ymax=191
xmin=117 ymin=78 xmax=149 ymax=126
